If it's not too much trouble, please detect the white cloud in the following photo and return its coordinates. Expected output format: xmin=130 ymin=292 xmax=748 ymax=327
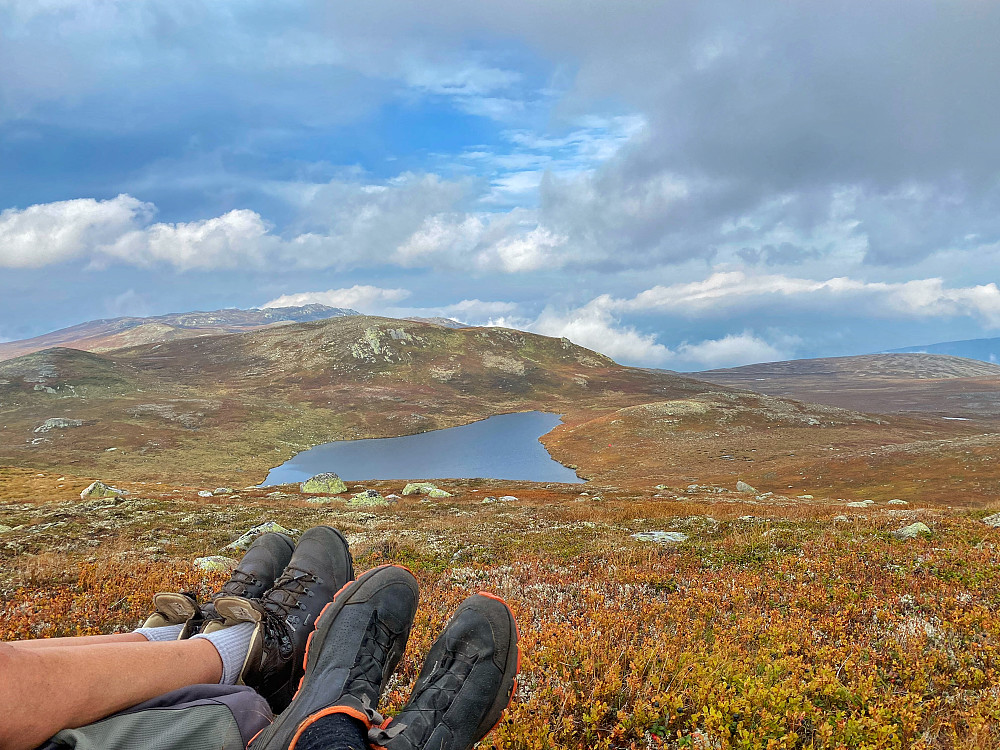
xmin=618 ymin=271 xmax=1000 ymax=327
xmin=527 ymin=299 xmax=675 ymax=366
xmin=0 ymin=195 xmax=151 ymax=268
xmin=101 ymin=209 xmax=272 ymax=270
xmin=674 ymin=332 xmax=790 ymax=370
xmin=507 ymin=298 xmax=795 ymax=369
xmin=439 ymin=298 xmax=519 ymax=321
xmin=261 ymin=286 xmax=411 ymax=312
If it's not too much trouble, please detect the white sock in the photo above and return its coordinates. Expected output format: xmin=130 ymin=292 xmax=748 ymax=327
xmin=135 ymin=624 xmax=184 ymax=641
xmin=191 ymin=622 xmax=255 ymax=685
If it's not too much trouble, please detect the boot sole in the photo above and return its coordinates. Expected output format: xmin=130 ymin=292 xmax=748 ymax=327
xmin=249 ymin=564 xmax=418 ymax=750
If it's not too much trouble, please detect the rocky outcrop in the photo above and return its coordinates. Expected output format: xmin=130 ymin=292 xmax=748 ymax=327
xmin=34 ymin=418 xmax=84 ymax=433
xmin=80 ymin=481 xmax=128 ymax=500
xmin=301 ymin=473 xmax=348 ymax=494
xmin=402 ymin=482 xmax=440 ymax=496
xmin=736 ymin=480 xmax=758 ymax=494
xmin=348 ymin=490 xmax=391 ymax=508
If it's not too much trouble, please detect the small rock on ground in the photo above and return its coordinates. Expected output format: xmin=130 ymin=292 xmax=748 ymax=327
xmin=893 ymin=522 xmax=931 ymax=540
xmin=193 ymin=556 xmax=238 ymax=572
xmin=631 ymin=531 xmax=688 ymax=544
xmin=982 ymin=512 xmax=1000 ymax=528
xmin=736 ymin=480 xmax=758 ymax=494
xmin=222 ymin=522 xmax=294 ymax=552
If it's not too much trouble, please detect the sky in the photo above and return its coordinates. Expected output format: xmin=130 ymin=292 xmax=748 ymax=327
xmin=3 ymin=1 xmax=1000 ymax=370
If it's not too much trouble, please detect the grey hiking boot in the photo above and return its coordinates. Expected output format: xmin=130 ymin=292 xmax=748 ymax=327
xmin=368 ymin=592 xmax=520 ymax=750
xmin=141 ymin=531 xmax=296 ymax=639
xmin=215 ymin=525 xmax=355 ymax=713
xmin=249 ymin=565 xmax=419 ymax=750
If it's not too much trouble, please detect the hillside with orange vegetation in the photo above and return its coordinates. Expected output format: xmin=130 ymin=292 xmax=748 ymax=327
xmin=4 ymin=318 xmax=1000 ymax=747
xmin=2 ymin=467 xmax=999 ymax=749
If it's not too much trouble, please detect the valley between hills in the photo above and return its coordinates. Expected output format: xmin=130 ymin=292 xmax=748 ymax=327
xmin=3 ymin=313 xmax=1000 ymax=748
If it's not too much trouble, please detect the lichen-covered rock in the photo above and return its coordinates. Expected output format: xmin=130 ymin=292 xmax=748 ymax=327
xmin=982 ymin=513 xmax=1000 ymax=528
xmin=193 ymin=555 xmax=238 ymax=572
xmin=893 ymin=522 xmax=931 ymax=540
xmin=222 ymin=522 xmax=294 ymax=552
xmin=0 ymin=525 xmax=13 ymax=534
xmin=631 ymin=531 xmax=688 ymax=544
xmin=214 ymin=487 xmax=234 ymax=495
xmin=348 ymin=490 xmax=391 ymax=508
xmin=736 ymin=480 xmax=758 ymax=494
xmin=427 ymin=488 xmax=453 ymax=498
xmin=197 ymin=490 xmax=213 ymax=497
xmin=301 ymin=473 xmax=348 ymax=494
xmin=888 ymin=499 xmax=909 ymax=506
xmin=846 ymin=501 xmax=869 ymax=508
xmin=402 ymin=482 xmax=438 ymax=496
xmin=35 ymin=418 xmax=84 ymax=433
xmin=499 ymin=495 xmax=518 ymax=502
xmin=80 ymin=481 xmax=128 ymax=500
xmin=305 ymin=496 xmax=339 ymax=505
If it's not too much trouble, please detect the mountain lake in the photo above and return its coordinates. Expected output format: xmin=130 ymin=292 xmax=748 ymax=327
xmin=260 ymin=410 xmax=583 ymax=485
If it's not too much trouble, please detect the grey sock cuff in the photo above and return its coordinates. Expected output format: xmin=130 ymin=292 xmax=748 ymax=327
xmin=135 ymin=624 xmax=185 ymax=641
xmin=191 ymin=622 xmax=255 ymax=685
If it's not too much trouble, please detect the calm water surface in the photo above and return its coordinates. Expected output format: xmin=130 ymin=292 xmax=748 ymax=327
xmin=261 ymin=411 xmax=582 ymax=485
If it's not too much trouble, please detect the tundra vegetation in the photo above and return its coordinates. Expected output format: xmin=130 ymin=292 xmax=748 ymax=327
xmin=2 ymin=317 xmax=1000 ymax=748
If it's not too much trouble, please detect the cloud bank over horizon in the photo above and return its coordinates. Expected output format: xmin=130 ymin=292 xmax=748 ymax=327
xmin=3 ymin=0 xmax=1000 ymax=368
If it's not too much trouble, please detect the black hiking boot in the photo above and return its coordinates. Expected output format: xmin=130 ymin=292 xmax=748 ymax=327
xmin=142 ymin=531 xmax=296 ymax=639
xmin=214 ymin=525 xmax=355 ymax=713
xmin=249 ymin=565 xmax=419 ymax=750
xmin=368 ymin=592 xmax=519 ymax=750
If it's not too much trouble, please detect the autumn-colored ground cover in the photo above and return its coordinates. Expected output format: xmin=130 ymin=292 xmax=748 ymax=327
xmin=2 ymin=469 xmax=999 ymax=749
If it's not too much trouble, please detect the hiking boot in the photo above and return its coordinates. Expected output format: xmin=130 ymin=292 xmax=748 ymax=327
xmin=249 ymin=565 xmax=419 ymax=750
xmin=368 ymin=592 xmax=520 ymax=750
xmin=215 ymin=525 xmax=355 ymax=713
xmin=141 ymin=532 xmax=295 ymax=639
xmin=201 ymin=532 xmax=297 ymax=634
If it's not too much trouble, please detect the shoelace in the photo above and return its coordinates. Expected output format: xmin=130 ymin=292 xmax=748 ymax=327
xmin=263 ymin=567 xmax=319 ymax=620
xmin=348 ymin=611 xmax=396 ymax=694
xmin=219 ymin=569 xmax=261 ymax=598
xmin=391 ymin=646 xmax=480 ymax=745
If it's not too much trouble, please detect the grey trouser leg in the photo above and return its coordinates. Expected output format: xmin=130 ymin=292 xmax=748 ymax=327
xmin=37 ymin=684 xmax=273 ymax=750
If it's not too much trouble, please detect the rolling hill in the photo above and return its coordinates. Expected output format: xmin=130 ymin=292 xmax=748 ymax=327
xmin=0 ymin=304 xmax=359 ymax=362
xmin=693 ymin=353 xmax=1000 ymax=418
xmin=0 ymin=315 xmax=715 ymax=483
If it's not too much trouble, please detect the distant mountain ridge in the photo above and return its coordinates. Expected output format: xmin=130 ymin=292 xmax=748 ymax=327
xmin=691 ymin=353 xmax=1000 ymax=417
xmin=886 ymin=337 xmax=1000 ymax=364
xmin=0 ymin=305 xmax=360 ymax=362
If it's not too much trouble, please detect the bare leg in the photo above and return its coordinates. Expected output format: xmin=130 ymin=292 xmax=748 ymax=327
xmin=0 ymin=638 xmax=223 ymax=750
xmin=10 ymin=632 xmax=148 ymax=649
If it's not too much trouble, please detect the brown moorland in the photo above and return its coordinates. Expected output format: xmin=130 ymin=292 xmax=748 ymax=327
xmin=3 ymin=319 xmax=1000 ymax=747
